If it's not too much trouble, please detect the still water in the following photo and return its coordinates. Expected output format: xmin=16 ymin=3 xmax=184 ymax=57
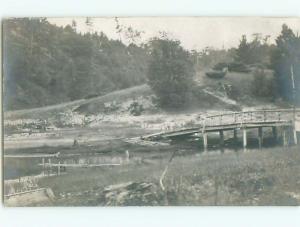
xmin=3 ymin=135 xmax=285 ymax=180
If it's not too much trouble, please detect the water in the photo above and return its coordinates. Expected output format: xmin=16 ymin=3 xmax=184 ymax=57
xmin=4 ymin=125 xmax=295 ymax=180
xmin=3 ymin=153 xmax=126 ymax=180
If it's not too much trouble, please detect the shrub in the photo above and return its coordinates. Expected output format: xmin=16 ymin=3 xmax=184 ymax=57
xmin=128 ymin=101 xmax=144 ymax=116
xmin=228 ymin=62 xmax=251 ymax=73
xmin=213 ymin=62 xmax=228 ymax=70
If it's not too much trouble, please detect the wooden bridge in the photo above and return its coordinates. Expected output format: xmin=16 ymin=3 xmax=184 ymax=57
xmin=142 ymin=108 xmax=300 ymax=150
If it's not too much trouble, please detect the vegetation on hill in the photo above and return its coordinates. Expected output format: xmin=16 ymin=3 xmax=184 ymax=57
xmin=3 ymin=18 xmax=149 ymax=110
xmin=270 ymin=24 xmax=300 ymax=104
xmin=3 ymin=18 xmax=300 ymax=112
xmin=147 ymin=38 xmax=195 ymax=108
xmin=234 ymin=33 xmax=274 ymax=66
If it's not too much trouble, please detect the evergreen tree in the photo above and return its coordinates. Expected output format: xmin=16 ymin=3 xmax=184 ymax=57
xmin=271 ymin=24 xmax=300 ymax=104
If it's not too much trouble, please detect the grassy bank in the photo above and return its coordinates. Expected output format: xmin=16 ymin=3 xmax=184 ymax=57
xmin=33 ymin=145 xmax=300 ymax=206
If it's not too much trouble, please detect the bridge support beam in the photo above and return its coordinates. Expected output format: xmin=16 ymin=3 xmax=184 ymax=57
xmin=243 ymin=128 xmax=247 ymax=149
xmin=293 ymin=128 xmax=298 ymax=145
xmin=219 ymin=130 xmax=224 ymax=147
xmin=233 ymin=129 xmax=238 ymax=142
xmin=272 ymin=126 xmax=278 ymax=140
xmin=283 ymin=128 xmax=288 ymax=147
xmin=203 ymin=132 xmax=208 ymax=151
xmin=258 ymin=127 xmax=263 ymax=149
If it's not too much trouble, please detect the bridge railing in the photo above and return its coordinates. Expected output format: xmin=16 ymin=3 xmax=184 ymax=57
xmin=203 ymin=108 xmax=300 ymax=127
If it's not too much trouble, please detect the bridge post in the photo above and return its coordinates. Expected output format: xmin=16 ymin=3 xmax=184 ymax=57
xmin=283 ymin=128 xmax=288 ymax=147
xmin=233 ymin=129 xmax=238 ymax=142
xmin=258 ymin=127 xmax=263 ymax=149
xmin=293 ymin=125 xmax=298 ymax=145
xmin=219 ymin=130 xmax=224 ymax=147
xmin=272 ymin=126 xmax=278 ymax=140
xmin=243 ymin=128 xmax=247 ymax=149
xmin=203 ymin=132 xmax=208 ymax=151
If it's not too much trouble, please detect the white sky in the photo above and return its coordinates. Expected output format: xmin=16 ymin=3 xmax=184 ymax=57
xmin=48 ymin=17 xmax=300 ymax=50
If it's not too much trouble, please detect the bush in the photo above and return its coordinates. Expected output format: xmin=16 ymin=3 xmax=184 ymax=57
xmin=228 ymin=62 xmax=251 ymax=73
xmin=213 ymin=62 xmax=228 ymax=70
xmin=128 ymin=101 xmax=144 ymax=116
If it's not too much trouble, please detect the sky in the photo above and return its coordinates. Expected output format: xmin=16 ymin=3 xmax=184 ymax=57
xmin=48 ymin=17 xmax=300 ymax=50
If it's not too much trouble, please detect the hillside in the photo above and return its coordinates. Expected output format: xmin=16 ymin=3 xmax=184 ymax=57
xmin=5 ymin=69 xmax=281 ymax=123
xmin=5 ymin=84 xmax=152 ymax=120
xmin=3 ymin=18 xmax=149 ymax=111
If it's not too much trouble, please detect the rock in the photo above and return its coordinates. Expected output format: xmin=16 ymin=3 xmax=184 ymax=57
xmin=102 ymin=182 xmax=160 ymax=206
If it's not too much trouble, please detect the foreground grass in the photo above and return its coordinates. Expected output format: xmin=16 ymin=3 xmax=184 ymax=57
xmin=36 ymin=145 xmax=300 ymax=206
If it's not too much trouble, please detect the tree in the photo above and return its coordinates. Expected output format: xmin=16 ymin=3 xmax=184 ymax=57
xmin=235 ymin=34 xmax=273 ymax=66
xmin=235 ymin=35 xmax=251 ymax=64
xmin=124 ymin=26 xmax=144 ymax=45
xmin=147 ymin=37 xmax=195 ymax=108
xmin=270 ymin=24 xmax=300 ymax=104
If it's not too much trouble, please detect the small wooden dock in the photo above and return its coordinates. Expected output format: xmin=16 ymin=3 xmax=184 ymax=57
xmin=142 ymin=108 xmax=300 ymax=150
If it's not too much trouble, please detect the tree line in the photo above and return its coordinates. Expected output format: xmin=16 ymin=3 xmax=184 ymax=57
xmin=3 ymin=18 xmax=149 ymax=110
xmin=3 ymin=18 xmax=300 ymax=110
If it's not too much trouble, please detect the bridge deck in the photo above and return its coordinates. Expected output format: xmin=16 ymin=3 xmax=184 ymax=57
xmin=139 ymin=109 xmax=300 ymax=150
